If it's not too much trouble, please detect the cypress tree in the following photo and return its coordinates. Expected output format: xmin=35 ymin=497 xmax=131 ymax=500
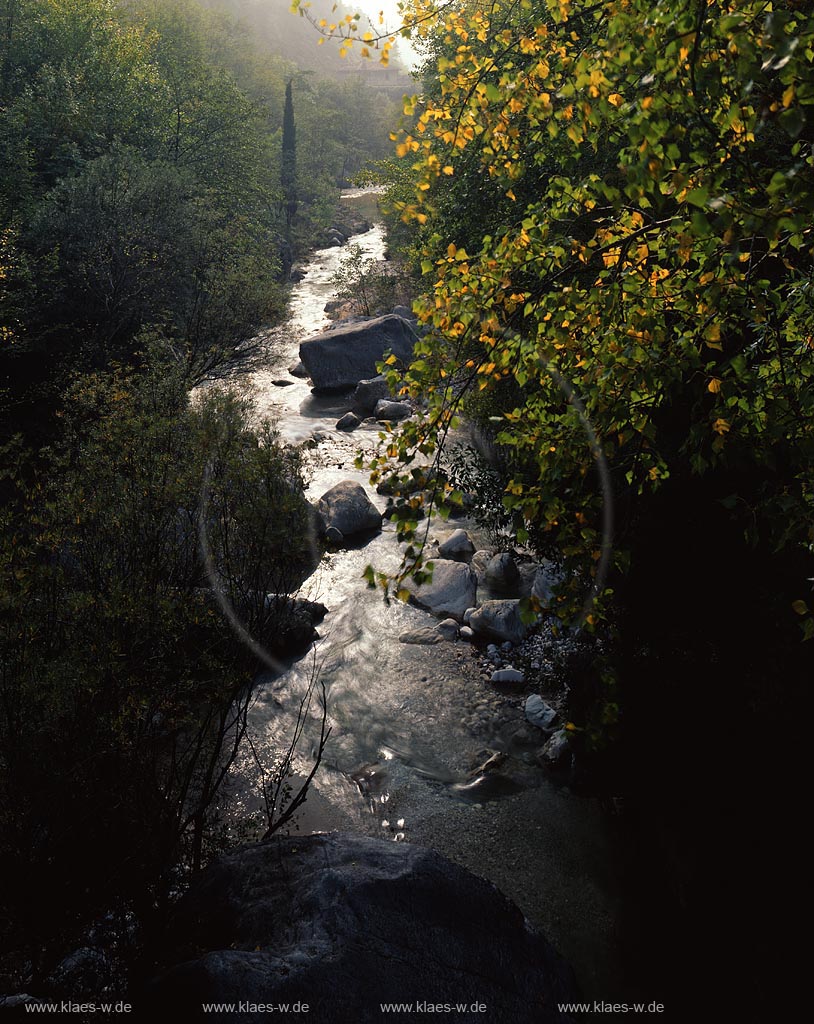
xmin=281 ymin=80 xmax=297 ymax=233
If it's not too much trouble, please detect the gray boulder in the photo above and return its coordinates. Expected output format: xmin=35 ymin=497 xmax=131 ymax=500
xmin=538 ymin=729 xmax=570 ymax=766
xmin=352 ymin=375 xmax=391 ymax=415
xmin=398 ymin=627 xmax=443 ymax=645
xmin=469 ymin=599 xmax=531 ymax=644
xmin=374 ymin=399 xmax=411 ymax=421
xmin=526 ymin=694 xmax=558 ymax=731
xmin=436 ymin=617 xmax=460 ymax=640
xmin=532 ymin=561 xmax=564 ymax=607
xmin=406 ymin=559 xmax=478 ymax=622
xmin=316 ymin=481 xmax=382 ymax=538
xmin=470 ymin=548 xmax=493 ymax=577
xmin=392 ymin=304 xmax=416 ymax=320
xmin=300 ymin=314 xmax=418 ymax=393
xmin=438 ymin=528 xmax=476 ymax=562
xmin=146 ymin=834 xmax=577 ymax=1023
xmin=335 ymin=411 xmax=360 ymax=431
xmin=484 ymin=552 xmax=521 ymax=592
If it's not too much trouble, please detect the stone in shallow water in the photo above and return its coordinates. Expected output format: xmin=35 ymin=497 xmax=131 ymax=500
xmin=352 ymin=375 xmax=390 ymax=415
xmin=436 ymin=618 xmax=460 ymax=640
xmin=398 ymin=627 xmax=443 ymax=645
xmin=300 ymin=314 xmax=418 ymax=392
xmin=335 ymin=411 xmax=360 ymax=431
xmin=316 ymin=481 xmax=382 ymax=538
xmin=484 ymin=551 xmax=521 ymax=591
xmin=539 ymin=728 xmax=570 ymax=765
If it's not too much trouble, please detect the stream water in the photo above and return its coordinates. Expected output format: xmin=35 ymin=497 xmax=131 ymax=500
xmin=205 ymin=193 xmax=622 ymax=999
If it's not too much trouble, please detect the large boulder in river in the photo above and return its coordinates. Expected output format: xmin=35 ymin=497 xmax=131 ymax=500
xmin=315 ymin=481 xmax=381 ymax=539
xmin=299 ymin=314 xmax=418 ymax=393
xmin=406 ymin=558 xmax=477 ymax=621
xmin=145 ymin=833 xmax=577 ymax=1022
xmin=470 ymin=599 xmax=532 ymax=645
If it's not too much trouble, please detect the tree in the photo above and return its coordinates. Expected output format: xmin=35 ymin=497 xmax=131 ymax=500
xmin=282 ymin=79 xmax=297 ymax=232
xmin=0 ymin=0 xmax=293 ymax=440
xmin=0 ymin=358 xmax=322 ymax=980
xmin=365 ymin=0 xmax=814 ymax=638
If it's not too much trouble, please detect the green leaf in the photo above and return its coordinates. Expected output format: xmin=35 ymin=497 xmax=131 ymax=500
xmin=684 ymin=187 xmax=709 ymax=208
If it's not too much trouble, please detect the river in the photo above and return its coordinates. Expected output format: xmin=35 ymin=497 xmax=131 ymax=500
xmin=205 ymin=193 xmax=622 ymax=1000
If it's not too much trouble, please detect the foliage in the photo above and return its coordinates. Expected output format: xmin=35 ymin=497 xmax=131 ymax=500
xmin=331 ymin=242 xmax=410 ymax=316
xmin=357 ymin=0 xmax=814 ymax=639
xmin=0 ymin=0 xmax=400 ymax=445
xmin=441 ymin=439 xmax=517 ymax=550
xmin=0 ymin=358 xmax=317 ymax=979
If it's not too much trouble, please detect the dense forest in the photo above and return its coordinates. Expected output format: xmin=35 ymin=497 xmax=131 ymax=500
xmin=0 ymin=0 xmax=398 ymax=1000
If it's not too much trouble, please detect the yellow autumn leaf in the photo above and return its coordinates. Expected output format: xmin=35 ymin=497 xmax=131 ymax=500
xmin=708 ymin=378 xmax=722 ymax=393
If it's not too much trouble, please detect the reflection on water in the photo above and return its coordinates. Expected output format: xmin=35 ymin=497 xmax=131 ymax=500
xmin=208 ymin=204 xmax=545 ymax=842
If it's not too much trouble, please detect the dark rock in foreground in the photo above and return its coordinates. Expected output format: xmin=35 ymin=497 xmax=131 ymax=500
xmin=299 ymin=314 xmax=418 ymax=393
xmin=146 ymin=833 xmax=577 ymax=1023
